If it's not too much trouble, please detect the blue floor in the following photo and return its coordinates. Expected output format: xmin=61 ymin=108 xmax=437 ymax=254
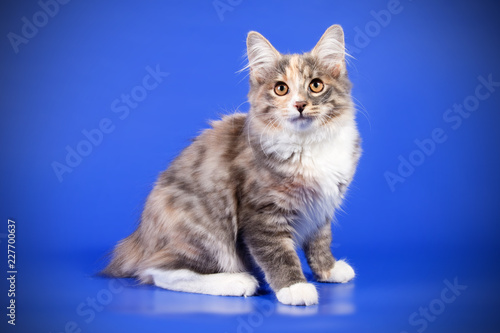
xmin=6 ymin=243 xmax=500 ymax=333
xmin=2 ymin=0 xmax=500 ymax=332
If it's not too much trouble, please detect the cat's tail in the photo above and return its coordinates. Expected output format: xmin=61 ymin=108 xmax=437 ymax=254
xmin=100 ymin=231 xmax=148 ymax=281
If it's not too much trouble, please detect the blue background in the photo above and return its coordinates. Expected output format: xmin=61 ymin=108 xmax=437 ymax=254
xmin=1 ymin=0 xmax=500 ymax=332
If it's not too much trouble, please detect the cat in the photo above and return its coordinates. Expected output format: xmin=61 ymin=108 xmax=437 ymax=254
xmin=103 ymin=24 xmax=361 ymax=306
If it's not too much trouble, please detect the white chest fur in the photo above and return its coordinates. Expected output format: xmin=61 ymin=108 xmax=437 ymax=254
xmin=269 ymin=122 xmax=359 ymax=246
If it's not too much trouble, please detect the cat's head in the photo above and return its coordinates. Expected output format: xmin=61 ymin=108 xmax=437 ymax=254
xmin=246 ymin=25 xmax=353 ymax=135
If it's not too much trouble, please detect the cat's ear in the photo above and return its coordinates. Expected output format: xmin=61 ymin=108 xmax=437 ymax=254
xmin=246 ymin=31 xmax=280 ymax=82
xmin=311 ymin=25 xmax=346 ymax=76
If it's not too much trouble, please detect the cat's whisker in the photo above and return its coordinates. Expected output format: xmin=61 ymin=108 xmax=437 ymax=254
xmin=269 ymin=117 xmax=282 ymax=157
xmin=234 ymin=100 xmax=250 ymax=113
xmin=320 ymin=114 xmax=331 ymax=128
xmin=259 ymin=115 xmax=280 ymax=157
xmin=350 ymin=96 xmax=371 ymax=130
xmin=245 ymin=114 xmax=257 ymax=158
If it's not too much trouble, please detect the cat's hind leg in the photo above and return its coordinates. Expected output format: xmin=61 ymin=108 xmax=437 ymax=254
xmin=143 ymin=268 xmax=258 ymax=297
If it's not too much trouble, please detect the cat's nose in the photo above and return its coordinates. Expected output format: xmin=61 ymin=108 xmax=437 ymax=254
xmin=294 ymin=101 xmax=307 ymax=113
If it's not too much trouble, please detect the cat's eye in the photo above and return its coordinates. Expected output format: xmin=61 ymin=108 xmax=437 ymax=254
xmin=309 ymin=79 xmax=324 ymax=93
xmin=274 ymin=82 xmax=289 ymax=96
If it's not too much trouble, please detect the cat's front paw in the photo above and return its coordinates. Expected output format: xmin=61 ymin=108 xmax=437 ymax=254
xmin=321 ymin=259 xmax=355 ymax=283
xmin=276 ymin=282 xmax=318 ymax=306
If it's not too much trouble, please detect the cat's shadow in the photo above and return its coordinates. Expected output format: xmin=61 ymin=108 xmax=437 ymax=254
xmin=106 ymin=273 xmax=355 ymax=317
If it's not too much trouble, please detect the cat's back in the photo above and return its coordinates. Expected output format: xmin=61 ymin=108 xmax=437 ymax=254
xmin=157 ymin=112 xmax=248 ymax=189
xmin=204 ymin=112 xmax=248 ymax=154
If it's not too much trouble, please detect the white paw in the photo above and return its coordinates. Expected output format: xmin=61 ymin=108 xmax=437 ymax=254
xmin=145 ymin=269 xmax=259 ymax=297
xmin=323 ymin=260 xmax=355 ymax=283
xmin=223 ymin=272 xmax=259 ymax=296
xmin=276 ymin=282 xmax=318 ymax=306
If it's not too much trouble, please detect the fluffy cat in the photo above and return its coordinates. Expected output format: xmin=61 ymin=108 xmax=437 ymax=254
xmin=103 ymin=25 xmax=361 ymax=306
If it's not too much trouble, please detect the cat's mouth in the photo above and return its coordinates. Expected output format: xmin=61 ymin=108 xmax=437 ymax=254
xmin=291 ymin=113 xmax=315 ymax=122
xmin=289 ymin=114 xmax=315 ymax=129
